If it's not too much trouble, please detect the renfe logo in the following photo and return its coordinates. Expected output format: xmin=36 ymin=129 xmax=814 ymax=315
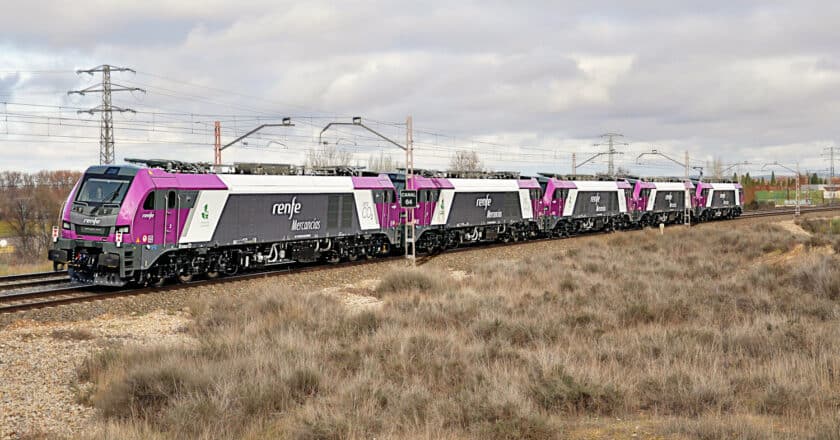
xmin=271 ymin=197 xmax=302 ymax=219
xmin=477 ymin=194 xmax=502 ymax=219
xmin=83 ymin=218 xmax=101 ymax=225
xmin=475 ymin=195 xmax=492 ymax=208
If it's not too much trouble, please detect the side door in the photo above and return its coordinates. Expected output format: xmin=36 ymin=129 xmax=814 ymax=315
xmin=419 ymin=190 xmax=439 ymax=225
xmin=163 ymin=189 xmax=179 ymax=245
xmin=387 ymin=189 xmax=400 ymax=228
xmin=134 ymin=190 xmax=158 ymax=245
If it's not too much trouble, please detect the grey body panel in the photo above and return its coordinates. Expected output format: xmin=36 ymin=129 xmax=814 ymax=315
xmin=711 ymin=190 xmax=736 ymax=208
xmin=572 ymin=191 xmax=620 ymax=217
xmin=446 ymin=192 xmax=523 ymax=227
xmin=652 ymin=191 xmax=685 ymax=212
xmin=211 ymin=193 xmax=362 ymax=244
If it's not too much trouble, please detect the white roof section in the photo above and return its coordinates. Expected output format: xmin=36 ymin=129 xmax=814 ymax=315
xmin=709 ymin=182 xmax=739 ymax=190
xmin=652 ymin=182 xmax=691 ymax=191
xmin=571 ymin=181 xmax=624 ymax=191
xmin=448 ymin=178 xmax=521 ymax=191
xmin=217 ymin=175 xmax=355 ymax=194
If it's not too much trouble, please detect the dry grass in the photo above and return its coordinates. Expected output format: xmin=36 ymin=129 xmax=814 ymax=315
xmin=0 ymin=260 xmax=54 ymax=276
xmin=76 ymin=222 xmax=840 ymax=439
xmin=50 ymin=328 xmax=95 ymax=341
xmin=798 ymin=217 xmax=840 ymax=236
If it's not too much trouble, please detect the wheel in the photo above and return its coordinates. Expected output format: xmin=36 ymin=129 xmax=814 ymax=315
xmin=150 ymin=276 xmax=166 ymax=288
xmin=178 ymin=273 xmax=194 ymax=283
xmin=206 ymin=271 xmax=220 ymax=279
xmin=223 ymin=264 xmax=239 ymax=276
xmin=348 ymin=253 xmax=359 ymax=262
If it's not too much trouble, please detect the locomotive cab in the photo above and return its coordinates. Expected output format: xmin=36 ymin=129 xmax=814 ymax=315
xmin=48 ymin=165 xmax=139 ymax=285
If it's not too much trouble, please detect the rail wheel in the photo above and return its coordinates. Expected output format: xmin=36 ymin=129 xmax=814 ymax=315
xmin=206 ymin=271 xmax=220 ymax=279
xmin=150 ymin=276 xmax=166 ymax=288
xmin=178 ymin=273 xmax=194 ymax=283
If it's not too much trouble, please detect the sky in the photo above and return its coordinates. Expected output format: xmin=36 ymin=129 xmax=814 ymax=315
xmin=1 ymin=0 xmax=839 ymax=178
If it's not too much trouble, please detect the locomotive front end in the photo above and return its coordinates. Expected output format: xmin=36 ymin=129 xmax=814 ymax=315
xmin=48 ymin=165 xmax=140 ymax=286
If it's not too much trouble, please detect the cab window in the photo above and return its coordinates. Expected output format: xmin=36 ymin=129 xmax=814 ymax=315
xmin=143 ymin=192 xmax=155 ymax=210
xmin=553 ymin=188 xmax=569 ymax=200
xmin=167 ymin=191 xmax=177 ymax=209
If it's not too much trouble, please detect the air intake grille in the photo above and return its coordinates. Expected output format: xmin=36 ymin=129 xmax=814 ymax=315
xmin=75 ymin=225 xmax=110 ymax=237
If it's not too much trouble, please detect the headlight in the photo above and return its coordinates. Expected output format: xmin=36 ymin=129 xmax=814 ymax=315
xmin=116 ymin=226 xmax=130 ymax=234
xmin=62 ymin=221 xmax=71 ymax=230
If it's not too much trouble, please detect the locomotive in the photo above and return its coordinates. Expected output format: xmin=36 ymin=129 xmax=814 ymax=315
xmin=48 ymin=163 xmax=742 ymax=286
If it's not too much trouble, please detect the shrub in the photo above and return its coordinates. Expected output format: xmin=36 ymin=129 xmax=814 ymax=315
xmin=50 ymin=328 xmax=95 ymax=341
xmin=526 ymin=364 xmax=621 ymax=415
xmin=374 ymin=268 xmax=447 ymax=296
xmin=794 ymin=256 xmax=840 ymax=300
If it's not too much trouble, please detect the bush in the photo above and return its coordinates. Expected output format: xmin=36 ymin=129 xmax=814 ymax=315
xmin=374 ymin=268 xmax=447 ymax=296
xmin=794 ymin=256 xmax=840 ymax=300
xmin=51 ymin=328 xmax=95 ymax=341
xmin=526 ymin=364 xmax=621 ymax=415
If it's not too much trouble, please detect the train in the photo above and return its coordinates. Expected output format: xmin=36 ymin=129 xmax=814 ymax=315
xmin=48 ymin=163 xmax=743 ymax=286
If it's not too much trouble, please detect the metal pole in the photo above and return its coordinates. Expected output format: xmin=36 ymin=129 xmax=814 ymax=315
xmin=571 ymin=153 xmax=576 ymax=176
xmin=405 ymin=116 xmax=416 ymax=265
xmin=68 ymin=64 xmax=143 ymax=164
xmin=214 ymin=121 xmax=222 ymax=166
xmin=796 ymin=163 xmax=801 ymax=217
xmin=101 ymin=65 xmax=114 ymax=164
xmin=684 ymin=151 xmax=689 ymax=179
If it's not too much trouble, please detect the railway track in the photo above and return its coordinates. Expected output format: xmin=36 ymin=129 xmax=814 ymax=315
xmin=0 ymin=271 xmax=70 ymax=292
xmin=2 ymin=205 xmax=838 ymax=314
xmin=740 ymin=205 xmax=840 ymax=218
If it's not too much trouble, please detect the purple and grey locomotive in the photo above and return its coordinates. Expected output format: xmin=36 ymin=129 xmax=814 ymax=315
xmin=626 ymin=179 xmax=694 ymax=226
xmin=405 ymin=176 xmax=542 ymax=250
xmin=536 ymin=175 xmax=633 ymax=234
xmin=49 ymin=165 xmax=400 ymax=286
xmin=48 ymin=164 xmax=746 ymax=287
xmin=692 ymin=181 xmax=743 ymax=221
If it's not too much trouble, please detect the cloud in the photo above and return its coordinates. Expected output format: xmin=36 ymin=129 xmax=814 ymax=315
xmin=0 ymin=1 xmax=839 ymax=176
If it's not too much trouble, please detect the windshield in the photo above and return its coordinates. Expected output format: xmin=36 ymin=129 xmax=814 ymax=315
xmin=76 ymin=177 xmax=131 ymax=205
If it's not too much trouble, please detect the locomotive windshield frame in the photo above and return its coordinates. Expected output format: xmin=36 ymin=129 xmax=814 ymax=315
xmin=75 ymin=175 xmax=133 ymax=205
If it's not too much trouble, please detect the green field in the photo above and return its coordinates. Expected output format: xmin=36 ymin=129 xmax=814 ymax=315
xmin=755 ymin=189 xmax=824 ymax=204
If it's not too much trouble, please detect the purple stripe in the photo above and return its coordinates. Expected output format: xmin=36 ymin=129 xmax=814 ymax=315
xmin=409 ymin=176 xmax=454 ymax=190
xmin=352 ymin=175 xmax=395 ymax=189
xmin=518 ymin=179 xmax=540 ymax=189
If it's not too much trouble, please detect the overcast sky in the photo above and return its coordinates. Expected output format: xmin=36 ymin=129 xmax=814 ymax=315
xmin=1 ymin=0 xmax=839 ymax=177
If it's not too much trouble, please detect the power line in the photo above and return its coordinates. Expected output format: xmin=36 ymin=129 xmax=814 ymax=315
xmin=68 ymin=65 xmax=145 ymax=164
xmin=592 ymin=132 xmax=628 ymax=176
xmin=822 ymin=146 xmax=837 ymax=181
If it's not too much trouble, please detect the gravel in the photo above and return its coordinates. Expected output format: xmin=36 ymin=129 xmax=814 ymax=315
xmin=0 ymin=310 xmax=193 ymax=440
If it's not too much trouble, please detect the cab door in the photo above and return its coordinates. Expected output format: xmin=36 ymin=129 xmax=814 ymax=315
xmin=162 ymin=190 xmax=179 ymax=245
xmin=386 ymin=190 xmax=401 ymax=228
xmin=134 ymin=191 xmax=158 ymax=245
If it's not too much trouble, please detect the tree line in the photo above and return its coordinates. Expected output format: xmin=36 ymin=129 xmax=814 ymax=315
xmin=0 ymin=170 xmax=81 ymax=261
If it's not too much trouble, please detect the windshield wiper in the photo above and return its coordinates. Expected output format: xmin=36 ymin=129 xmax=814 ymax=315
xmin=91 ymin=183 xmax=125 ymax=214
